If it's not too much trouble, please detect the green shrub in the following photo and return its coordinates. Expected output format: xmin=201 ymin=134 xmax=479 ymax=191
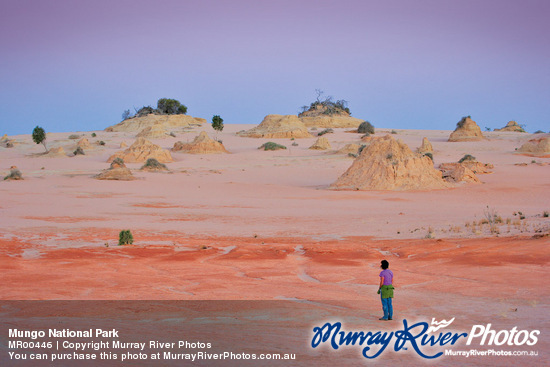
xmin=458 ymin=154 xmax=476 ymax=163
xmin=98 ymin=140 xmax=106 ymax=146
xmin=111 ymin=157 xmax=125 ymax=167
xmin=32 ymin=126 xmax=47 ymax=152
xmin=68 ymin=134 xmax=80 ymax=140
xmin=391 ymin=130 xmax=398 ymax=134
xmin=423 ymin=152 xmax=433 ymax=161
xmin=259 ymin=142 xmax=287 ymax=151
xmin=91 ymin=133 xmax=97 ymax=137
xmin=157 ymin=98 xmax=187 ymax=115
xmin=118 ymin=230 xmax=134 ymax=246
xmin=543 ymin=211 xmax=549 ymax=218
xmin=141 ymin=158 xmax=168 ymax=170
xmin=534 ymin=130 xmax=545 ymax=134
xmin=135 ymin=106 xmax=154 ymax=117
xmin=73 ymin=147 xmax=85 ymax=156
xmin=357 ymin=121 xmax=375 ymax=134
xmin=317 ymin=128 xmax=334 ymax=136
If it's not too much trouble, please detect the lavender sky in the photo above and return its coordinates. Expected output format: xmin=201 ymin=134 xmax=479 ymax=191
xmin=1 ymin=0 xmax=548 ymax=135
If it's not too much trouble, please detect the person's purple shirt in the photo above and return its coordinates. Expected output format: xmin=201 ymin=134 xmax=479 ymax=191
xmin=379 ymin=269 xmax=393 ymax=285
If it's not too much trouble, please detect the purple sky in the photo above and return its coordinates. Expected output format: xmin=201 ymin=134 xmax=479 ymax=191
xmin=1 ymin=0 xmax=548 ymax=135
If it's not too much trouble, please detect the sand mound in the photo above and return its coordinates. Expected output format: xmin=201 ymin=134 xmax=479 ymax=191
xmin=448 ymin=117 xmax=485 ymax=142
xmin=331 ymin=135 xmax=450 ymax=190
xmin=440 ymin=164 xmax=480 ymax=184
xmin=76 ymin=138 xmax=91 ymax=149
xmin=495 ymin=121 xmax=526 ymax=132
xmin=95 ymin=159 xmax=135 ymax=181
xmin=336 ymin=143 xmax=361 ymax=155
xmin=0 ymin=135 xmax=15 ymax=148
xmin=517 ymin=135 xmax=550 ymax=156
xmin=300 ymin=115 xmax=364 ymax=128
xmin=416 ymin=137 xmax=433 ymax=154
xmin=136 ymin=124 xmax=168 ymax=139
xmin=309 ymin=137 xmax=331 ymax=150
xmin=105 ymin=114 xmax=206 ymax=133
xmin=45 ymin=147 xmax=67 ymax=157
xmin=173 ymin=131 xmax=228 ymax=154
xmin=108 ymin=138 xmax=172 ymax=163
xmin=298 ymin=105 xmax=363 ymax=128
xmin=4 ymin=166 xmax=23 ymax=180
xmin=237 ymin=115 xmax=312 ymax=139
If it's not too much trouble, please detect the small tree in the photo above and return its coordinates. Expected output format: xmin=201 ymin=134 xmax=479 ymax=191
xmin=118 ymin=230 xmax=134 ymax=246
xmin=32 ymin=126 xmax=47 ymax=152
xmin=122 ymin=109 xmax=132 ymax=121
xmin=157 ymin=98 xmax=187 ymax=115
xmin=211 ymin=115 xmax=224 ymax=140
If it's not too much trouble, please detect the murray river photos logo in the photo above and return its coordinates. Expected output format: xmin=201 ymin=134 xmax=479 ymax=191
xmin=310 ymin=318 xmax=540 ymax=359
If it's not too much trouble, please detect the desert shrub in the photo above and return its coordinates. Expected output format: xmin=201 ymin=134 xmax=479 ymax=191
xmin=456 ymin=116 xmax=472 ymax=128
xmin=298 ymin=89 xmax=351 ymax=117
xmin=98 ymin=140 xmax=106 ymax=146
xmin=118 ymin=230 xmax=134 ymax=246
xmin=4 ymin=167 xmax=23 ymax=180
xmin=317 ymin=128 xmax=334 ymax=136
xmin=169 ymin=132 xmax=176 ymax=137
xmin=111 ymin=157 xmax=125 ymax=167
xmin=122 ymin=109 xmax=133 ymax=121
xmin=259 ymin=142 xmax=287 ymax=151
xmin=423 ymin=152 xmax=433 ymax=161
xmin=91 ymin=133 xmax=97 ymax=137
xmin=357 ymin=121 xmax=375 ymax=134
xmin=543 ymin=211 xmax=549 ymax=218
xmin=157 ymin=98 xmax=187 ymax=115
xmin=458 ymin=154 xmax=476 ymax=163
xmin=73 ymin=147 xmax=85 ymax=155
xmin=32 ymin=126 xmax=47 ymax=152
xmin=141 ymin=158 xmax=167 ymax=170
xmin=68 ymin=134 xmax=80 ymax=140
xmin=361 ymin=133 xmax=371 ymax=139
xmin=135 ymin=106 xmax=154 ymax=117
xmin=358 ymin=144 xmax=367 ymax=154
xmin=391 ymin=130 xmax=398 ymax=134
xmin=534 ymin=130 xmax=545 ymax=134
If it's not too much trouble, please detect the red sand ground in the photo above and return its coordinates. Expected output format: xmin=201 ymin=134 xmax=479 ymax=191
xmin=1 ymin=125 xmax=549 ymax=365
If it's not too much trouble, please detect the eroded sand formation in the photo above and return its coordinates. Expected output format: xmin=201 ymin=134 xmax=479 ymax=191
xmin=108 ymin=137 xmax=172 ymax=163
xmin=105 ymin=114 xmax=206 ymax=133
xmin=495 ymin=121 xmax=526 ymax=132
xmin=298 ymin=105 xmax=363 ymax=128
xmin=416 ymin=137 xmax=433 ymax=154
xmin=95 ymin=158 xmax=135 ymax=180
xmin=238 ymin=115 xmax=312 ymax=139
xmin=173 ymin=131 xmax=229 ymax=154
xmin=448 ymin=116 xmax=485 ymax=142
xmin=309 ymin=137 xmax=331 ymax=150
xmin=331 ymin=135 xmax=450 ymax=190
xmin=136 ymin=123 xmax=169 ymax=139
xmin=517 ymin=135 xmax=550 ymax=156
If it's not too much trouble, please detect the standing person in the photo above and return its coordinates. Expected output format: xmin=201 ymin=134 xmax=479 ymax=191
xmin=378 ymin=260 xmax=394 ymax=320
